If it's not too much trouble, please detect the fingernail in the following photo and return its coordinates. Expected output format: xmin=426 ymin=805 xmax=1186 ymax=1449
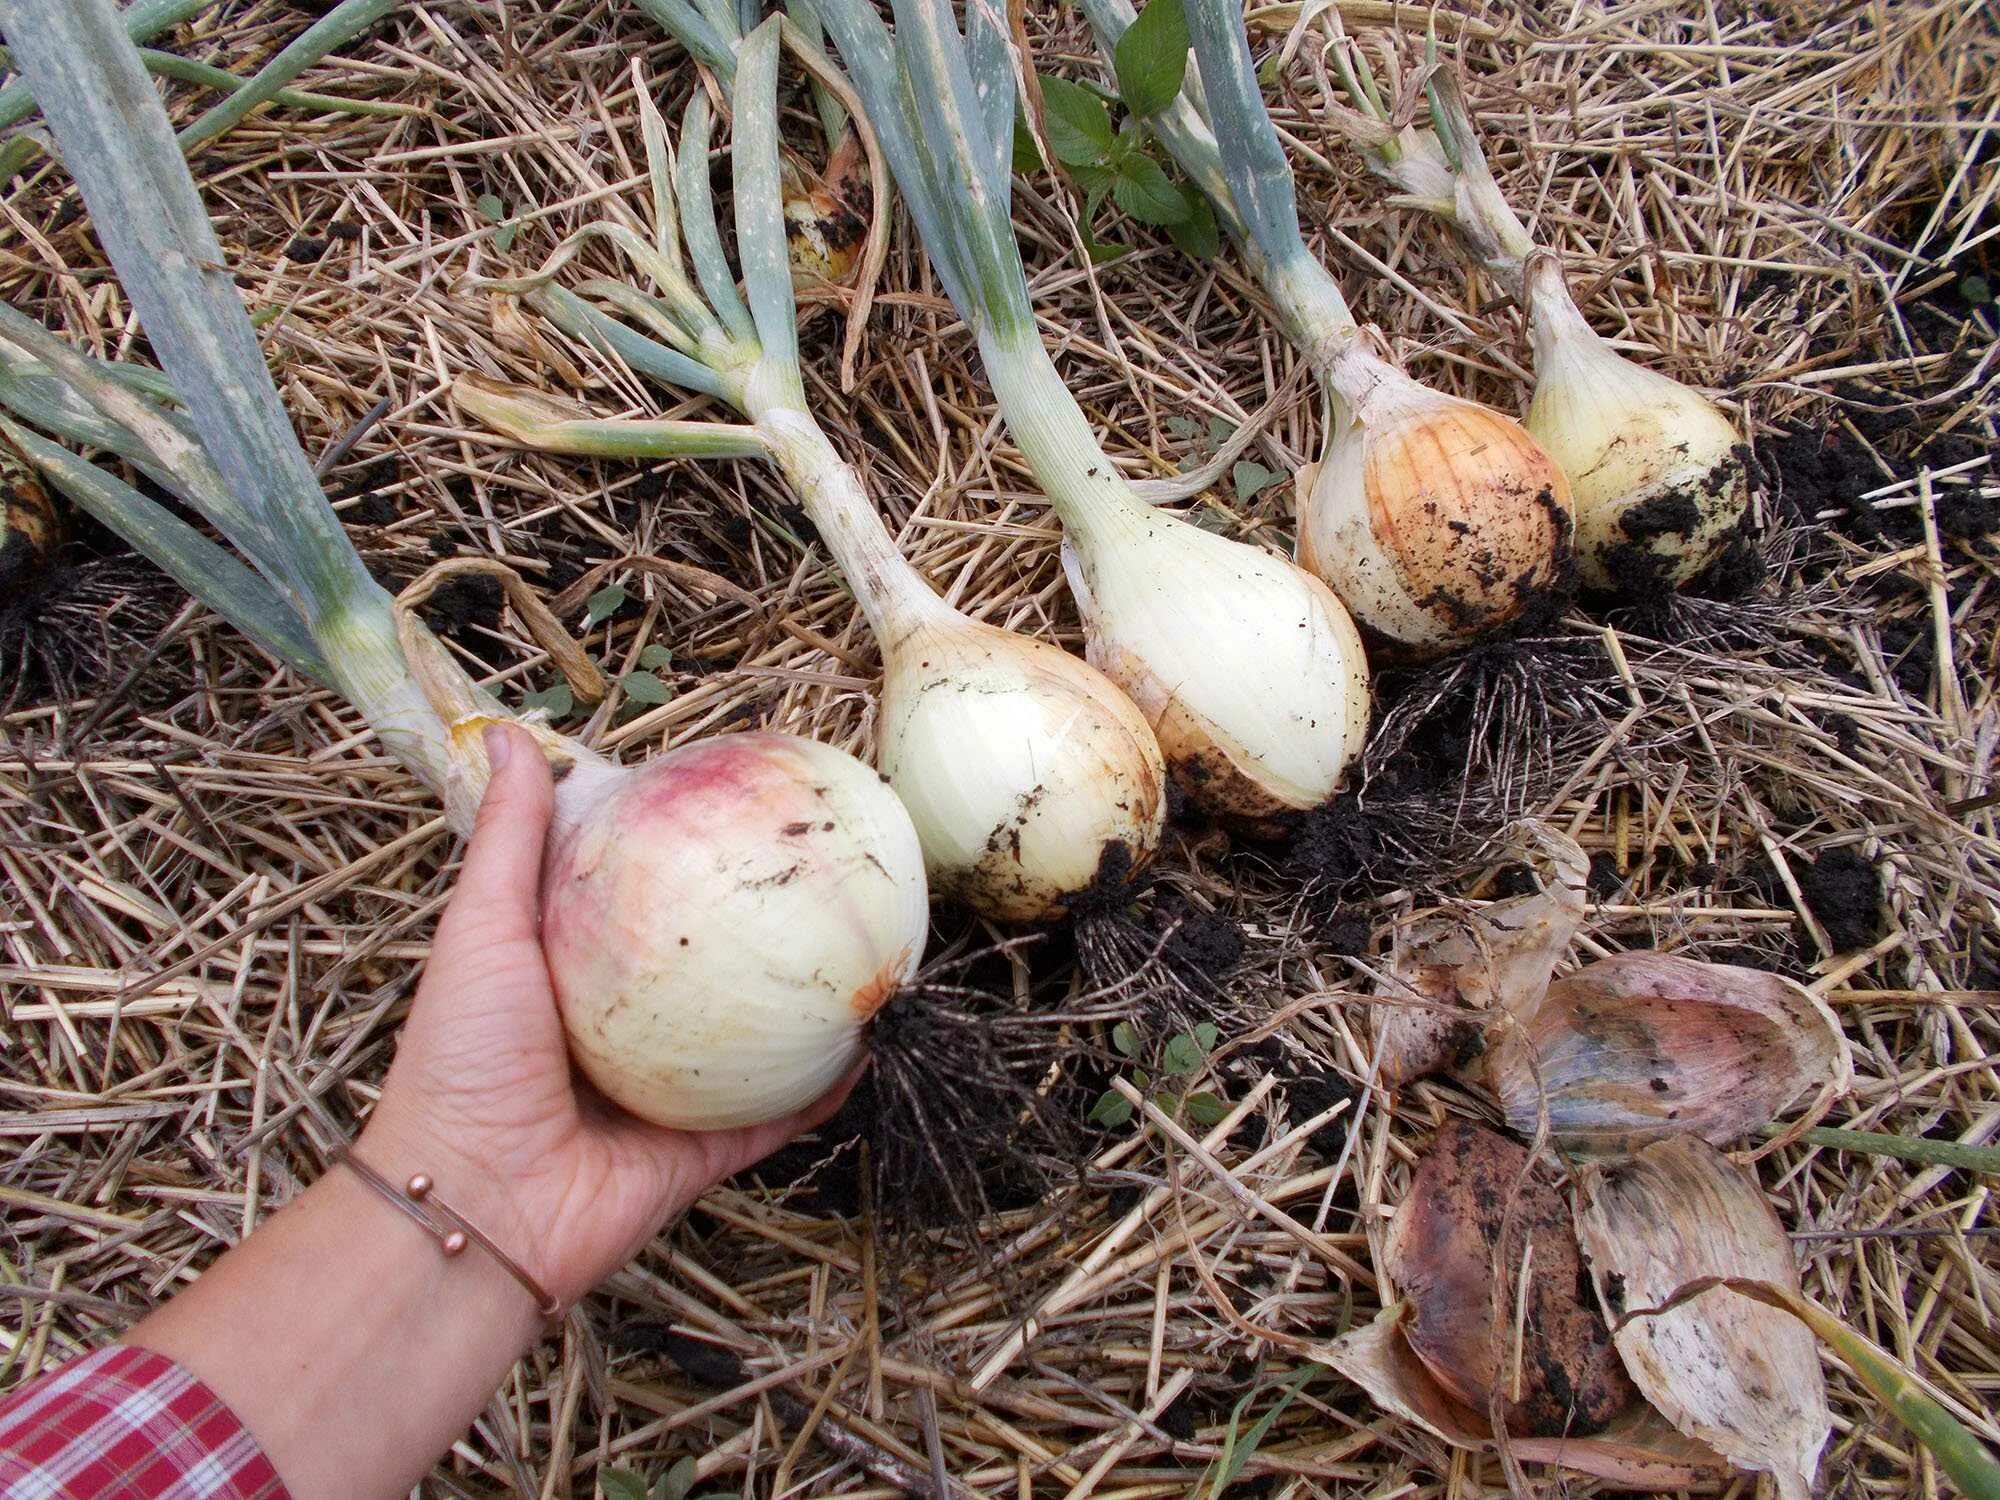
xmin=483 ymin=723 xmax=514 ymax=769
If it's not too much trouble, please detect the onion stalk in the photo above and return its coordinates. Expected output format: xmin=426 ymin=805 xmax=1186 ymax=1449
xmin=459 ymin=20 xmax=1168 ymax=923
xmin=1084 ymin=0 xmax=1574 ymax=655
xmin=816 ymin=0 xmax=1371 ymax=829
xmin=1327 ymin=45 xmax=1749 ymax=594
xmin=0 ymin=0 xmax=931 ymax=1133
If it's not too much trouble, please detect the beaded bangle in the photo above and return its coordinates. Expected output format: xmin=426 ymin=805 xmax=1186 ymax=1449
xmin=334 ymin=1147 xmax=564 ymax=1325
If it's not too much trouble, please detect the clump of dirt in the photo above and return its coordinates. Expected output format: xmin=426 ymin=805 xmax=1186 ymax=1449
xmin=1071 ymin=857 xmax=1251 ymax=1036
xmin=1760 ymin=393 xmax=1997 ymax=549
xmin=1796 ymin=847 xmax=1884 ymax=951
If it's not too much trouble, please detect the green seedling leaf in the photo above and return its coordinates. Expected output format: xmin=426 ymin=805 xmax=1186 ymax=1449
xmin=1233 ymin=459 xmax=1282 ymax=500
xmin=476 ymin=191 xmax=519 ymax=251
xmin=1203 ymin=1366 xmax=1319 ymax=1498
xmin=1962 ymin=273 xmax=1993 ymax=307
xmin=637 ymin=642 xmax=674 ymax=670
xmin=1090 ymin=1090 xmax=1135 ymax=1128
xmin=1114 ymin=0 xmax=1189 ymax=118
xmin=599 ymin=1471 xmax=648 ymax=1500
xmin=1162 ymin=1032 xmax=1204 ymax=1075
xmin=1186 ymin=1091 xmax=1229 ymax=1127
xmin=1012 ymin=115 xmax=1044 ymax=174
xmin=1041 ymin=75 xmax=1115 ymax=167
xmin=1111 ymin=1020 xmax=1141 ymax=1057
xmin=1256 ymin=53 xmax=1282 ymax=88
xmin=1164 ymin=414 xmax=1204 ymax=441
xmin=522 ymin=682 xmax=573 ymax=719
xmin=1194 ymin=1021 xmax=1219 ymax=1050
xmin=1166 ymin=188 xmax=1219 ymax=259
xmin=585 ymin=583 xmax=628 ymax=624
xmin=620 ymin=669 xmax=673 ymax=704
xmin=1077 ymin=194 xmax=1131 ymax=263
xmin=1189 ymin=503 xmax=1232 ymax=533
xmin=1208 ymin=415 xmax=1238 ymax=444
xmin=1113 ymin=151 xmax=1190 ymax=226
xmin=653 ymin=1457 xmax=699 ymax=1500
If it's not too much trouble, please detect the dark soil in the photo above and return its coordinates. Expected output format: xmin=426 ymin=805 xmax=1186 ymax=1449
xmin=1796 ymin=846 xmax=1884 ymax=951
xmin=1288 ymin=632 xmax=1614 ymax=896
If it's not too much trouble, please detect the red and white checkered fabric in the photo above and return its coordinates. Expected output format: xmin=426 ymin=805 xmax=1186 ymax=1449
xmin=0 ymin=1345 xmax=286 ymax=1499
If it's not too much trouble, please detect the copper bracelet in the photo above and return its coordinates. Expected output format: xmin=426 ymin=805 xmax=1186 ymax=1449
xmin=333 ymin=1146 xmax=564 ymax=1325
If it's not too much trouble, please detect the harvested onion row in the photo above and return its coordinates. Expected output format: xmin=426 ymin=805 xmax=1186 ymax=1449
xmin=1325 ymin=42 xmax=1750 ymax=594
xmin=1084 ymin=0 xmax=1574 ymax=655
xmin=817 ymin=0 xmax=1371 ymax=828
xmin=459 ymin=19 xmax=1168 ymax=923
xmin=1 ymin=0 xmax=932 ymax=1134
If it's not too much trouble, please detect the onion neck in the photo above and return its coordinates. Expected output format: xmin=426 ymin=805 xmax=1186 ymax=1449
xmin=307 ymin=582 xmax=464 ymax=805
xmin=974 ymin=325 xmax=1156 ymax=551
xmin=1522 ymin=252 xmax=1604 ymax=370
xmin=1262 ymin=254 xmax=1358 ymax=372
xmin=752 ymin=404 xmax=954 ymax=644
xmin=1451 ymin=166 xmax=1537 ymax=298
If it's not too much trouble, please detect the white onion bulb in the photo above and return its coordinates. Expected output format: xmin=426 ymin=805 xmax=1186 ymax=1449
xmin=1299 ymin=339 xmax=1574 ymax=655
xmin=757 ymin=410 xmax=1168 ymax=921
xmin=1063 ymin=503 xmax=1371 ymax=829
xmin=878 ymin=615 xmax=1166 ymax=920
xmin=540 ymin=732 xmax=928 ymax=1130
xmin=1523 ymin=256 xmax=1747 ymax=593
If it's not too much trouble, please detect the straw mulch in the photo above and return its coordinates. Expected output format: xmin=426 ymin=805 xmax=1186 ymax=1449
xmin=3 ymin=0 xmax=1996 ymax=1494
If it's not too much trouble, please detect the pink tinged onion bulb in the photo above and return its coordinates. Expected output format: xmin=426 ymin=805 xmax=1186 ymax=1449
xmin=540 ymin=732 xmax=928 ymax=1130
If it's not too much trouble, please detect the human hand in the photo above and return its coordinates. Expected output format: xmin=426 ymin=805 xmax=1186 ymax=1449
xmin=362 ymin=722 xmax=854 ymax=1310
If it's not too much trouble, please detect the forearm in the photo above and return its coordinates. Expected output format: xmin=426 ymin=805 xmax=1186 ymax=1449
xmin=125 ymin=1135 xmax=544 ymax=1500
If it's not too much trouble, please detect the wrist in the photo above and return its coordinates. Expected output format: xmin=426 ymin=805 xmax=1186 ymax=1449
xmin=354 ymin=1106 xmax=559 ymax=1317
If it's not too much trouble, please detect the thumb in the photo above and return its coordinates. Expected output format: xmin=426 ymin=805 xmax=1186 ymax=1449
xmin=442 ymin=722 xmax=555 ymax=939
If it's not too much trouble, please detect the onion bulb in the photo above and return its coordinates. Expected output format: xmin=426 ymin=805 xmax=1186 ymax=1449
xmin=1299 ymin=335 xmax=1574 ymax=654
xmin=539 ymin=731 xmax=929 ymax=1130
xmin=1056 ymin=478 xmax=1371 ymax=829
xmin=1523 ymin=256 xmax=1748 ymax=593
xmin=875 ymin=610 xmax=1166 ymax=921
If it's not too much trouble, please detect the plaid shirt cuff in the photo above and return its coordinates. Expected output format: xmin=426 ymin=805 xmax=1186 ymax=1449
xmin=0 ymin=1345 xmax=288 ymax=1499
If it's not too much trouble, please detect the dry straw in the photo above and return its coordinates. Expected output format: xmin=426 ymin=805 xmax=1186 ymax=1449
xmin=1 ymin=0 xmax=1995 ymax=1495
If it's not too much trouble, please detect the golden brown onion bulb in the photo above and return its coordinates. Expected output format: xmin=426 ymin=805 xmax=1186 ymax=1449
xmin=1298 ymin=339 xmax=1574 ymax=655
